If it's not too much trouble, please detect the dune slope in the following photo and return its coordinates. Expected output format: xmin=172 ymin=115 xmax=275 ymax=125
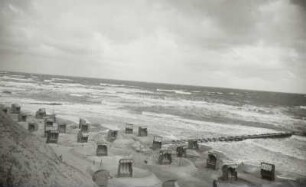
xmin=0 ymin=111 xmax=96 ymax=187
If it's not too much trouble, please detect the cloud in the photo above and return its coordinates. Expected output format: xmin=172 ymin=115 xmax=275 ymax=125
xmin=0 ymin=0 xmax=305 ymax=93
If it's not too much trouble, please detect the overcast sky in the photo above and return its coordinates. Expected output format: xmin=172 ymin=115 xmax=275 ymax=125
xmin=0 ymin=0 xmax=305 ymax=93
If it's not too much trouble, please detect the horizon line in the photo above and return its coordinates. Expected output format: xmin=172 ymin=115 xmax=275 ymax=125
xmin=1 ymin=69 xmax=305 ymax=95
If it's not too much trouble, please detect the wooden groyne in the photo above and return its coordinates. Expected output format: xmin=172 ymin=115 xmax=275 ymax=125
xmin=165 ymin=132 xmax=293 ymax=145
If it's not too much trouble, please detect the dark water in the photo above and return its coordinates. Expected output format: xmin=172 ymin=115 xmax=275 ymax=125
xmin=2 ymin=71 xmax=306 ymax=106
xmin=1 ymin=71 xmax=306 ymax=132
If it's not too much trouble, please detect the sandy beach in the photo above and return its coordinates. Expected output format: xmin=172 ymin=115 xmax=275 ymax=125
xmin=1 ymin=103 xmax=306 ymax=187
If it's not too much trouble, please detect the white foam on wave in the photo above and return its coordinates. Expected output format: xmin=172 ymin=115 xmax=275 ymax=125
xmin=142 ymin=110 xmax=277 ymax=137
xmin=229 ymin=92 xmax=239 ymax=96
xmin=181 ymin=99 xmax=291 ymax=130
xmin=48 ymin=82 xmax=102 ymax=96
xmin=230 ymin=105 xmax=298 ymax=130
xmin=101 ymin=88 xmax=301 ymax=132
xmin=51 ymin=82 xmax=84 ymax=87
xmin=157 ymin=89 xmax=191 ymax=95
xmin=299 ymin=106 xmax=306 ymax=109
xmin=1 ymin=76 xmax=34 ymax=82
xmin=2 ymin=76 xmax=301 ymax=133
xmin=111 ymin=86 xmax=154 ymax=94
xmin=179 ymin=117 xmax=277 ymax=136
xmin=0 ymin=87 xmax=26 ymax=92
xmin=206 ymin=91 xmax=223 ymax=95
xmin=0 ymin=87 xmax=296 ymax=139
xmin=100 ymin=83 xmax=136 ymax=88
xmin=70 ymin=93 xmax=84 ymax=97
xmin=100 ymin=83 xmax=121 ymax=87
xmin=241 ymin=104 xmax=278 ymax=114
xmin=165 ymin=99 xmax=296 ymax=131
xmin=157 ymin=89 xmax=174 ymax=93
xmin=51 ymin=78 xmax=73 ymax=82
xmin=0 ymin=95 xmax=276 ymax=140
xmin=6 ymin=74 xmax=25 ymax=78
xmin=174 ymin=90 xmax=192 ymax=95
xmin=0 ymin=81 xmax=39 ymax=89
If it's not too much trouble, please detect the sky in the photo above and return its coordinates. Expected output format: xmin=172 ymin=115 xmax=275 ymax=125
xmin=0 ymin=0 xmax=305 ymax=93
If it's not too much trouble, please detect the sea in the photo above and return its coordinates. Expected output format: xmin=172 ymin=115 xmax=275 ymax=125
xmin=1 ymin=71 xmax=306 ymax=179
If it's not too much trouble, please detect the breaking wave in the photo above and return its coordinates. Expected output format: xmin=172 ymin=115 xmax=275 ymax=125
xmin=157 ymin=89 xmax=191 ymax=95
